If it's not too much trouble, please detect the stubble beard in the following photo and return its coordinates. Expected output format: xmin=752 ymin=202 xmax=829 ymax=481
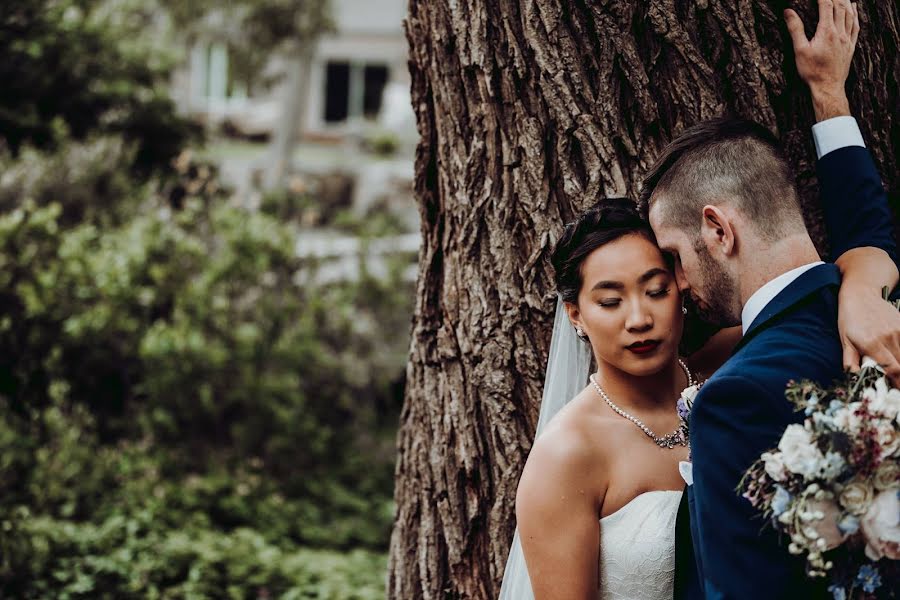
xmin=693 ymin=242 xmax=740 ymax=328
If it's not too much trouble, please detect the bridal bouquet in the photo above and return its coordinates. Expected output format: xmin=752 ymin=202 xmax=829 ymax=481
xmin=740 ymin=358 xmax=900 ymax=598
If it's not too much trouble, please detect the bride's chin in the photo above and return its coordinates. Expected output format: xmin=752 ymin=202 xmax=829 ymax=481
xmin=618 ymin=353 xmax=676 ymax=377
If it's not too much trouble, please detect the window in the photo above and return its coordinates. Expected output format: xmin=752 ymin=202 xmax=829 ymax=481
xmin=324 ymin=62 xmax=350 ymax=122
xmin=363 ymin=65 xmax=389 ymax=118
xmin=323 ymin=61 xmax=390 ymax=123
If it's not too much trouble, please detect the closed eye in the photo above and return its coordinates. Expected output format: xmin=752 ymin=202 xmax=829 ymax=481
xmin=648 ymin=288 xmax=670 ymax=298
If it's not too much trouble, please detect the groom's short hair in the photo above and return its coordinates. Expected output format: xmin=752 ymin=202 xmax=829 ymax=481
xmin=640 ymin=117 xmax=805 ymax=241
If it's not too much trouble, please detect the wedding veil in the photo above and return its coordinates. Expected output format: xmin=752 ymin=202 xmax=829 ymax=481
xmin=498 ymin=295 xmax=593 ymax=599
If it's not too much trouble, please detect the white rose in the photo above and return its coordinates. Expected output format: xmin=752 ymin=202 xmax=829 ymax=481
xmin=831 ymin=407 xmax=852 ymax=431
xmin=838 ymin=480 xmax=874 ymax=516
xmin=874 ymin=379 xmax=900 ymax=419
xmin=762 ymin=452 xmax=787 ymax=482
xmin=832 ymin=402 xmax=864 ymax=434
xmin=778 ymin=424 xmax=824 ymax=480
xmin=873 ymin=461 xmax=900 ymax=491
xmin=860 ymin=489 xmax=900 ymax=560
xmin=874 ymin=422 xmax=900 ymax=459
xmin=867 ymin=378 xmax=900 ymax=420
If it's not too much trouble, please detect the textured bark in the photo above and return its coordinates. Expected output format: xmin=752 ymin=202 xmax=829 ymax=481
xmin=390 ymin=1 xmax=899 ymax=598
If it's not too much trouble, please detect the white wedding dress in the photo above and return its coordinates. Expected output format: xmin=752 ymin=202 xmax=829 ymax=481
xmin=598 ymin=490 xmax=681 ymax=599
xmin=498 ymin=300 xmax=683 ymax=600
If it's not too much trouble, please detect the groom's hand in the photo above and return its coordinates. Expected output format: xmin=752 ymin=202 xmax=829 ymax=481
xmin=785 ymin=0 xmax=859 ymax=120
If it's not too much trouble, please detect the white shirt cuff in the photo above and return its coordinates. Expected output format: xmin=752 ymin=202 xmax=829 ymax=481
xmin=812 ymin=116 xmax=865 ymax=159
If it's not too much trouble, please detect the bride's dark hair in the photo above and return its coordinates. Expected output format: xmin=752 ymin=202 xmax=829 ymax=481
xmin=550 ymin=197 xmax=658 ymax=304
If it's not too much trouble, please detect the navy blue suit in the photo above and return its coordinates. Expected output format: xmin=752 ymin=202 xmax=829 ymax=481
xmin=673 ymin=144 xmax=897 ymax=599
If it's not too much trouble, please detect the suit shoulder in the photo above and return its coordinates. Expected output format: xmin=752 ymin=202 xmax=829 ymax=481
xmin=724 ymin=318 xmax=842 ymax=389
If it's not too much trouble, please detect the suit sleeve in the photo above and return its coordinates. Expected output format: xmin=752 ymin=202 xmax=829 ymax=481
xmin=690 ymin=375 xmax=814 ymax=600
xmin=817 ymin=145 xmax=899 ymax=272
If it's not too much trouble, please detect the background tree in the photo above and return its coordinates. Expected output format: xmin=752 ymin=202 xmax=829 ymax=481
xmin=389 ymin=1 xmax=899 ymax=598
xmin=161 ymin=0 xmax=333 ymax=188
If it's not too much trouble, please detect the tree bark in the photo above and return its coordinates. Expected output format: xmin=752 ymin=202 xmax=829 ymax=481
xmin=389 ymin=1 xmax=899 ymax=598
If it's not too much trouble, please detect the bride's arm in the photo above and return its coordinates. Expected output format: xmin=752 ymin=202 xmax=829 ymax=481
xmin=516 ymin=427 xmax=603 ymax=600
xmin=684 ymin=326 xmax=742 ymax=381
xmin=835 ymin=249 xmax=900 ymax=380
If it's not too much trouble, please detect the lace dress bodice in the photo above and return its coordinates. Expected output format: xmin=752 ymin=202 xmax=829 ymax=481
xmin=598 ymin=490 xmax=682 ymax=600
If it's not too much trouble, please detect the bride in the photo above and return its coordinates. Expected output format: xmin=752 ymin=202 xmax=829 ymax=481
xmin=505 ymin=198 xmax=729 ymax=600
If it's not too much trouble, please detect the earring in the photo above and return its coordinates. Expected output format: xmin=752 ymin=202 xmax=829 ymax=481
xmin=682 ymin=305 xmax=688 ymax=316
xmin=575 ymin=326 xmax=588 ymax=340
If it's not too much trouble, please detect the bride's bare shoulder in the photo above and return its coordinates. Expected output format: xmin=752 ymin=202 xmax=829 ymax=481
xmin=516 ymin=386 xmax=611 ymax=520
xmin=521 ymin=386 xmax=615 ymax=482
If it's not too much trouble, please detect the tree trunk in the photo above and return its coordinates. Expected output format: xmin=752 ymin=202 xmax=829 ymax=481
xmin=263 ymin=43 xmax=314 ymax=190
xmin=389 ymin=1 xmax=899 ymax=598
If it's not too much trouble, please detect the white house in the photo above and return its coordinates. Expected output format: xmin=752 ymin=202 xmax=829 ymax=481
xmin=173 ymin=0 xmax=413 ymax=139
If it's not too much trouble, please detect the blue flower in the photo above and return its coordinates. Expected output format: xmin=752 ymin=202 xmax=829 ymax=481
xmin=856 ymin=564 xmax=882 ymax=593
xmin=771 ymin=485 xmax=792 ymax=516
xmin=828 ymin=585 xmax=846 ymax=600
xmin=676 ymin=397 xmax=690 ymax=421
xmin=837 ymin=514 xmax=859 ymax=536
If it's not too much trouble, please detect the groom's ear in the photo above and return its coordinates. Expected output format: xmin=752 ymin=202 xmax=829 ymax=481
xmin=700 ymin=205 xmax=736 ymax=257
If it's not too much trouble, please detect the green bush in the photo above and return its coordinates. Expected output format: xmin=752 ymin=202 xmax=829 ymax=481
xmin=0 ymin=136 xmax=143 ymax=227
xmin=6 ymin=509 xmax=387 ymax=599
xmin=0 ymin=145 xmax=409 ymax=597
xmin=0 ymin=0 xmax=201 ymax=173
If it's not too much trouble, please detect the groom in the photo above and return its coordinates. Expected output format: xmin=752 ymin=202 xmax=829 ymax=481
xmin=643 ymin=3 xmax=898 ymax=599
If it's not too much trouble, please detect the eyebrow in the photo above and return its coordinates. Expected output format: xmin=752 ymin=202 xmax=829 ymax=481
xmin=590 ymin=267 xmax=669 ymax=291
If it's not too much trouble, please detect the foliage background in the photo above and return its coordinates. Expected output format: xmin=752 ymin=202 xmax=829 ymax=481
xmin=0 ymin=1 xmax=410 ymax=597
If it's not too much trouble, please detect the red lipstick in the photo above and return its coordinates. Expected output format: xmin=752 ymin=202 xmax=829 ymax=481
xmin=627 ymin=340 xmax=661 ymax=355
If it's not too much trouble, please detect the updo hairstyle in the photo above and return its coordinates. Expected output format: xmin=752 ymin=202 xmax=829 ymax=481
xmin=550 ymin=197 xmax=659 ymax=305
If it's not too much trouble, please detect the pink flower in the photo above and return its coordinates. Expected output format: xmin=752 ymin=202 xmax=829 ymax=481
xmin=860 ymin=490 xmax=900 ymax=561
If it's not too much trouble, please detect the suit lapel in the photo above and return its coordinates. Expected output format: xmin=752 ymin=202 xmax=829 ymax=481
xmin=732 ymin=263 xmax=841 ymax=355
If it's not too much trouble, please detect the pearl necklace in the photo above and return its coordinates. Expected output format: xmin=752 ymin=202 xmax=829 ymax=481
xmin=589 ymin=358 xmax=693 ymax=449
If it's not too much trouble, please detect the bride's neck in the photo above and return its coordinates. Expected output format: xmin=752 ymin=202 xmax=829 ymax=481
xmin=594 ymin=359 xmax=685 ymax=412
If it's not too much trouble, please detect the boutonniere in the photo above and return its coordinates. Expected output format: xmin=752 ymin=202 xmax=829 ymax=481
xmin=677 ymin=383 xmax=701 ymax=453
